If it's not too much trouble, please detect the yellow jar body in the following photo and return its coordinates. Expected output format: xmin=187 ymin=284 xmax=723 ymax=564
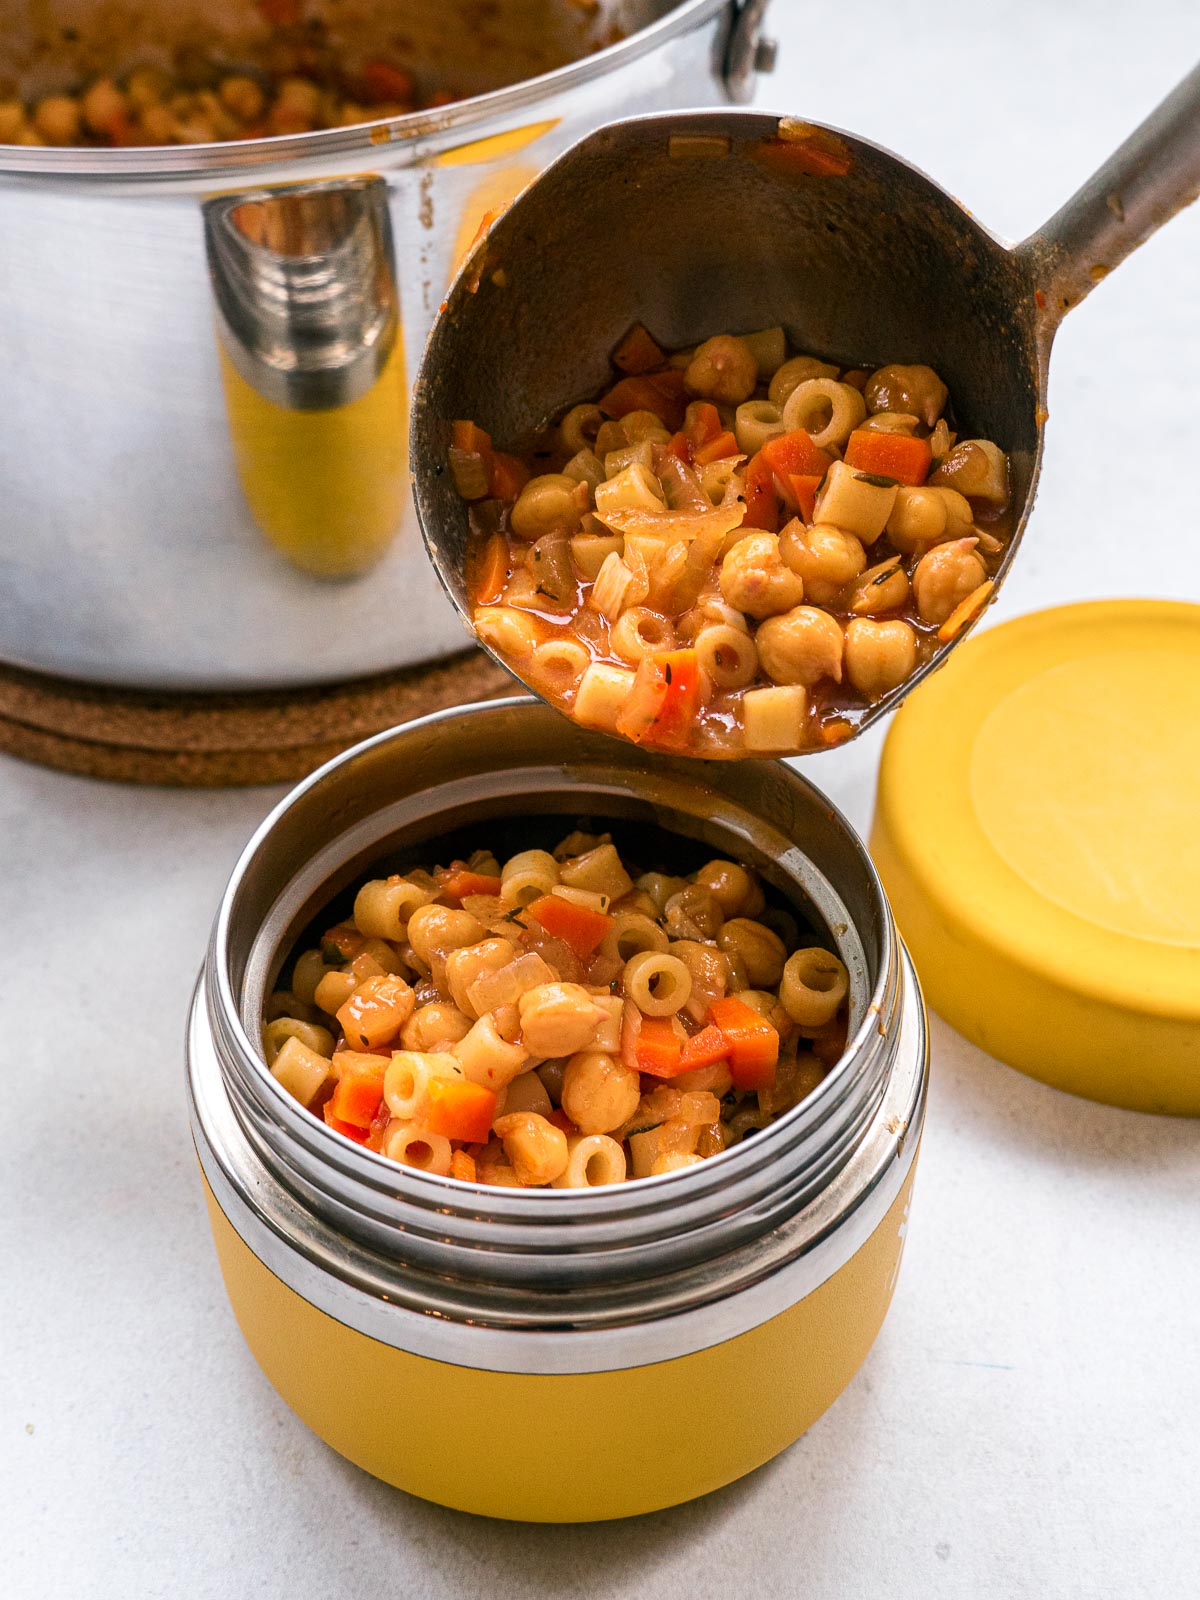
xmin=204 ymin=1168 xmax=916 ymax=1522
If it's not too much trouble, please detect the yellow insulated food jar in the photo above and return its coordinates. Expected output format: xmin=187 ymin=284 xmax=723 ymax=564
xmin=187 ymin=700 xmax=926 ymax=1521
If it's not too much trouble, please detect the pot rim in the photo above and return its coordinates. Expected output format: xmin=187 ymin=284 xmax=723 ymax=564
xmin=0 ymin=0 xmax=729 ymax=181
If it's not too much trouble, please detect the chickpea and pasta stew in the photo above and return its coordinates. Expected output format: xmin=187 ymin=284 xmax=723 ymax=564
xmin=449 ymin=325 xmax=1012 ymax=757
xmin=263 ymin=825 xmax=852 ymax=1188
xmin=1 ymin=36 xmax=457 ymax=148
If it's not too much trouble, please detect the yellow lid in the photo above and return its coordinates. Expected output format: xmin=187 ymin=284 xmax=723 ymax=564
xmin=871 ymin=600 xmax=1200 ymax=1115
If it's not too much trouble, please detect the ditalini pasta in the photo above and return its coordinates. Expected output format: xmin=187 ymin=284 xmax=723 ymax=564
xmin=263 ymin=829 xmax=851 ymax=1186
xmin=449 ymin=326 xmax=1012 ymax=756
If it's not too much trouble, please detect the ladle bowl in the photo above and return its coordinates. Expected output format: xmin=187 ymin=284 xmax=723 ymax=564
xmin=411 ymin=69 xmax=1200 ymax=756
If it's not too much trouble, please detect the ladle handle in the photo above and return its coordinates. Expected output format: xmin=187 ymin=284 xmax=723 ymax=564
xmin=1019 ymin=60 xmax=1200 ymax=324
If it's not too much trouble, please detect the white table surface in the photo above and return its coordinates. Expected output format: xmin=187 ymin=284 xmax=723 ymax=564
xmin=5 ymin=4 xmax=1200 ymax=1595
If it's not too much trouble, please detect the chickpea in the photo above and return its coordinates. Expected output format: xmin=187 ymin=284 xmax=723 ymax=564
xmin=755 ymin=606 xmax=844 ymax=687
xmin=735 ymin=988 xmax=788 ymax=1031
xmin=33 ymin=95 xmax=81 ymax=146
xmin=767 ymin=355 xmax=840 ymax=408
xmin=406 ymin=905 xmax=486 ymax=966
xmin=844 ymin=619 xmax=919 ymax=697
xmin=719 ymin=533 xmax=806 ymax=620
xmin=885 ymin=485 xmax=974 ymax=554
xmin=276 ymin=76 xmax=323 ymax=119
xmin=510 ymin=473 xmax=584 ymax=541
xmin=126 ymin=67 xmax=170 ymax=110
xmin=912 ymin=540 xmax=987 ymax=625
xmin=80 ymin=79 xmax=126 ymax=137
xmin=562 ymin=1050 xmax=641 ymax=1134
xmin=684 ymin=335 xmax=758 ymax=405
xmin=778 ymin=521 xmax=866 ymax=605
xmin=845 ymin=557 xmax=911 ymax=616
xmin=494 ymin=1112 xmax=569 ymax=1186
xmin=0 ymin=102 xmax=26 ymax=141
xmin=864 ymin=364 xmax=948 ymax=428
xmin=718 ymin=918 xmax=787 ymax=987
xmin=693 ymin=860 xmax=766 ymax=918
xmin=401 ymin=1000 xmax=472 ymax=1052
xmin=929 ymin=439 xmax=1010 ymax=508
xmin=518 ymin=983 xmax=602 ymax=1057
xmin=663 ymin=883 xmax=725 ymax=941
xmin=219 ymin=75 xmax=267 ymax=123
xmin=445 ymin=938 xmax=513 ymax=1017
xmin=137 ymin=104 xmax=176 ymax=144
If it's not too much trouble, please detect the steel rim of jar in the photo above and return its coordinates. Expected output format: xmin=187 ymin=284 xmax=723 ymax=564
xmin=0 ymin=0 xmax=732 ymax=179
xmin=190 ymin=697 xmax=925 ymax=1363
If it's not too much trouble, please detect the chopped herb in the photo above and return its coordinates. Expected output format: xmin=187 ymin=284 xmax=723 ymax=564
xmin=319 ymin=939 xmax=345 ymax=964
xmin=664 ymin=662 xmax=673 ymax=685
xmin=854 ymin=471 xmax=899 ymax=488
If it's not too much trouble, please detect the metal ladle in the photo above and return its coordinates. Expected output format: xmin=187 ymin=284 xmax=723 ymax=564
xmin=411 ymin=66 xmax=1200 ymax=756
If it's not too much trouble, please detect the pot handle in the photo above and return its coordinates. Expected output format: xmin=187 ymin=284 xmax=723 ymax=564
xmin=203 ymin=176 xmax=408 ymax=578
xmin=1018 ymin=60 xmax=1200 ymax=326
xmin=724 ymin=0 xmax=777 ymax=105
xmin=203 ymin=175 xmax=398 ymax=410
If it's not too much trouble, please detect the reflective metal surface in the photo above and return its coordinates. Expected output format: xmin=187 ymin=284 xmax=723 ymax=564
xmin=0 ymin=0 xmax=775 ymax=689
xmin=205 ymin=178 xmax=399 ymax=411
xmin=411 ymin=79 xmax=1200 ymax=755
xmin=186 ymin=698 xmax=927 ymax=1371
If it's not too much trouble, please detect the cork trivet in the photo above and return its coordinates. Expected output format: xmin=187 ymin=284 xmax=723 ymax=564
xmin=0 ymin=649 xmax=514 ymax=788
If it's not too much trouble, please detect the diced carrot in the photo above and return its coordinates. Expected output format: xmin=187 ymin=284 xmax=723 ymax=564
xmin=684 ymin=402 xmax=723 ymax=449
xmin=741 ymin=451 xmax=780 ymax=532
xmin=547 ymin=1109 xmax=578 ymax=1137
xmin=526 ymin=893 xmax=614 ymax=958
xmin=440 ymin=868 xmax=504 ymax=902
xmin=472 ymin=533 xmax=510 ymax=605
xmin=665 ymin=431 xmax=693 ymax=465
xmin=612 ymin=322 xmax=666 ymax=376
xmin=336 ymin=973 xmax=414 ymax=1051
xmin=788 ymin=473 xmax=823 ymax=525
xmin=693 ymin=430 xmax=740 ymax=467
xmin=321 ymin=921 xmax=365 ymax=963
xmin=634 ymin=1015 xmax=686 ymax=1079
xmin=490 ymin=452 xmax=530 ymax=502
xmin=679 ymin=1024 xmax=732 ymax=1072
xmin=330 ymin=1064 xmax=387 ymax=1129
xmin=762 ymin=428 xmax=833 ymax=481
xmin=257 ymin=0 xmax=302 ymax=24
xmin=614 ymin=649 xmax=701 ymax=751
xmin=453 ymin=419 xmax=493 ymax=458
xmin=420 ymin=1077 xmax=498 ymax=1144
xmin=359 ymin=61 xmax=417 ymax=105
xmin=937 ymin=579 xmax=994 ymax=642
xmin=708 ymin=996 xmax=779 ymax=1090
xmin=451 ymin=1149 xmax=478 ymax=1183
xmin=323 ymin=1100 xmax=371 ymax=1144
xmin=843 ymin=429 xmax=931 ymax=486
xmin=600 ymin=371 xmax=687 ymax=432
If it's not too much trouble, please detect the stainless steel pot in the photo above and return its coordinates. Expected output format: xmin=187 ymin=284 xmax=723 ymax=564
xmin=186 ymin=696 xmax=926 ymax=1517
xmin=0 ymin=0 xmax=775 ymax=691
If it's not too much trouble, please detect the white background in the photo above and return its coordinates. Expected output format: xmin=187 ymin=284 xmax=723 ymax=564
xmin=4 ymin=3 xmax=1200 ymax=1595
